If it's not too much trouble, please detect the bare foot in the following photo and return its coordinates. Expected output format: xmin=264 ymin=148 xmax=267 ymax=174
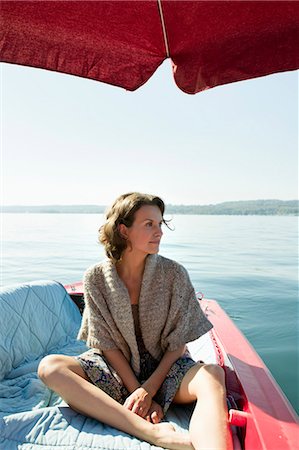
xmin=152 ymin=422 xmax=194 ymax=450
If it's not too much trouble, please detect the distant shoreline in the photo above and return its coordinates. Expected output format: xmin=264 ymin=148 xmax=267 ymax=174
xmin=2 ymin=200 xmax=298 ymax=216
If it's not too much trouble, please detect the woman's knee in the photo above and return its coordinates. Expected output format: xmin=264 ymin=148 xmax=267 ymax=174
xmin=38 ymin=354 xmax=70 ymax=384
xmin=190 ymin=363 xmax=226 ymax=395
xmin=201 ymin=364 xmax=225 ymax=385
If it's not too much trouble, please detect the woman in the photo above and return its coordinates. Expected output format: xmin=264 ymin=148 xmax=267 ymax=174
xmin=38 ymin=193 xmax=232 ymax=450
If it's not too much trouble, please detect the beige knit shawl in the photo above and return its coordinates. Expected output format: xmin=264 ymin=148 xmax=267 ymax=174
xmin=78 ymin=254 xmax=212 ymax=375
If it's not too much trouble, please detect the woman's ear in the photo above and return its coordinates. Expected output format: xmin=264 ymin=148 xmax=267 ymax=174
xmin=118 ymin=223 xmax=128 ymax=240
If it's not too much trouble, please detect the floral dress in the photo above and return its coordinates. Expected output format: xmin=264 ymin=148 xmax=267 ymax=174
xmin=76 ymin=304 xmax=197 ymax=414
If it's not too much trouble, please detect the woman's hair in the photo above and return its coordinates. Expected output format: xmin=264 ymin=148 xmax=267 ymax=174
xmin=99 ymin=192 xmax=169 ymax=262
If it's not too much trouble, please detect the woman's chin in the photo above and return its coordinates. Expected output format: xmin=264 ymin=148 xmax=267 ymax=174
xmin=148 ymin=246 xmax=160 ymax=254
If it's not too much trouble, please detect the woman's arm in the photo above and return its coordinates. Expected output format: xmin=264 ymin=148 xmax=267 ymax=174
xmin=142 ymin=344 xmax=186 ymax=397
xmin=103 ymin=349 xmax=153 ymax=417
xmin=102 ymin=348 xmax=140 ymax=393
xmin=122 ymin=345 xmax=187 ymax=419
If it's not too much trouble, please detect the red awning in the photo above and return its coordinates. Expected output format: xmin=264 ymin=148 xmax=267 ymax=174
xmin=1 ymin=1 xmax=299 ymax=94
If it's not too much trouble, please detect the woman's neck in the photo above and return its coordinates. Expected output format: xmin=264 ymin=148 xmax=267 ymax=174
xmin=116 ymin=251 xmax=147 ymax=281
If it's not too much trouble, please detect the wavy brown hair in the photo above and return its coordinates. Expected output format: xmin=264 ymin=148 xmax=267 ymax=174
xmin=99 ymin=192 xmax=169 ymax=262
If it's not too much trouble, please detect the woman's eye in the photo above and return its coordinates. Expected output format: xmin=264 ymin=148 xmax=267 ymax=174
xmin=146 ymin=222 xmax=152 ymax=227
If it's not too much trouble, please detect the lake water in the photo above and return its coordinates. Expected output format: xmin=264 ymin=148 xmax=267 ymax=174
xmin=2 ymin=213 xmax=298 ymax=414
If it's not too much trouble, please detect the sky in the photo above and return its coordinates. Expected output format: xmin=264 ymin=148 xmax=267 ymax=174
xmin=1 ymin=61 xmax=298 ymax=206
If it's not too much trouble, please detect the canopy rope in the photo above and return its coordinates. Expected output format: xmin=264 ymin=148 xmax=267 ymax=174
xmin=157 ymin=0 xmax=170 ymax=58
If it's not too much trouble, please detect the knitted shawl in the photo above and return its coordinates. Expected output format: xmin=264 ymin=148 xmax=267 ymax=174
xmin=77 ymin=254 xmax=213 ymax=375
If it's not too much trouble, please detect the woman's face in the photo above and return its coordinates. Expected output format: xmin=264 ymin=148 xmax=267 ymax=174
xmin=120 ymin=205 xmax=163 ymax=256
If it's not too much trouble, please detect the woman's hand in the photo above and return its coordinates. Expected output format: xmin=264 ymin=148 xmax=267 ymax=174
xmin=145 ymin=400 xmax=164 ymax=423
xmin=124 ymin=387 xmax=152 ymax=417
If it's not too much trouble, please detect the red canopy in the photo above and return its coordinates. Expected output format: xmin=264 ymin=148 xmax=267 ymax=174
xmin=1 ymin=1 xmax=299 ymax=94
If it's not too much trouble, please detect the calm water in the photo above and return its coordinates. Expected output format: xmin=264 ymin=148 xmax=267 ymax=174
xmin=2 ymin=214 xmax=298 ymax=413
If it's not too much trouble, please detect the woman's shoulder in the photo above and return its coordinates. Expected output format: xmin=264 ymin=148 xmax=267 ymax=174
xmin=157 ymin=254 xmax=189 ymax=279
xmin=157 ymin=255 xmax=195 ymax=304
xmin=84 ymin=259 xmax=112 ymax=284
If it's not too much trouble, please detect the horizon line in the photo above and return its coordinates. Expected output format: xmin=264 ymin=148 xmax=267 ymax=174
xmin=2 ymin=199 xmax=298 ymax=208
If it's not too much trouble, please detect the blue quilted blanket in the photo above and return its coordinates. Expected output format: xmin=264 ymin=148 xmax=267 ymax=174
xmin=0 ymin=281 xmax=192 ymax=450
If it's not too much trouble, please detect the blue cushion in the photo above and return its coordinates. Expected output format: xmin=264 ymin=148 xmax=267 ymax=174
xmin=0 ymin=280 xmax=83 ymax=380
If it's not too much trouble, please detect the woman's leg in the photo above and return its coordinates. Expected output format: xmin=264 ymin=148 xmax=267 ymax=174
xmin=38 ymin=355 xmax=193 ymax=450
xmin=173 ymin=363 xmax=233 ymax=450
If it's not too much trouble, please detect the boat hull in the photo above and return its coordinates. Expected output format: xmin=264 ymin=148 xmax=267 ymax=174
xmin=200 ymin=298 xmax=299 ymax=450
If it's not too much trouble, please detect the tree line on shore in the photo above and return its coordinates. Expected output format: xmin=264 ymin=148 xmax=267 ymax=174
xmin=3 ymin=200 xmax=298 ymax=215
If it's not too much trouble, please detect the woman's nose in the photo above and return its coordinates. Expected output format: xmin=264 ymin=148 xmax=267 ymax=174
xmin=155 ymin=226 xmax=163 ymax=236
